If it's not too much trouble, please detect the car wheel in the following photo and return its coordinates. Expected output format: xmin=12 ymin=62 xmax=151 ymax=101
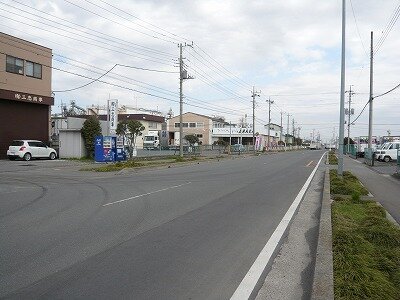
xmin=383 ymin=156 xmax=391 ymax=163
xmin=49 ymin=152 xmax=56 ymax=160
xmin=23 ymin=153 xmax=32 ymax=161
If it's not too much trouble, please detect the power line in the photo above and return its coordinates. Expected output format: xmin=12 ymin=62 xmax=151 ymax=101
xmin=374 ymin=82 xmax=400 ymax=99
xmin=374 ymin=0 xmax=400 ymax=55
xmin=0 ymin=12 xmax=174 ymax=66
xmin=52 ymin=57 xmax=247 ymax=117
xmin=192 ymin=43 xmax=252 ymax=90
xmin=349 ymin=0 xmax=369 ymax=58
xmin=1 ymin=0 xmax=175 ymax=57
xmin=0 ymin=9 xmax=174 ymax=65
xmin=53 ymin=64 xmax=118 ymax=92
xmin=63 ymin=0 xmax=176 ymax=44
xmin=93 ymin=0 xmax=189 ymax=43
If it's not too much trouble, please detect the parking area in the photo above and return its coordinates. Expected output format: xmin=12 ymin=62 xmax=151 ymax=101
xmin=352 ymin=156 xmax=399 ymax=175
xmin=0 ymin=158 xmax=92 ymax=174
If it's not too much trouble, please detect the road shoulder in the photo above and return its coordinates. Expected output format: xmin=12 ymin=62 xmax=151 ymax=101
xmin=255 ymin=162 xmax=326 ymax=299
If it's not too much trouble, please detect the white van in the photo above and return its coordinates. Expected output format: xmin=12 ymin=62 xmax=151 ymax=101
xmin=375 ymin=142 xmax=390 ymax=161
xmin=379 ymin=141 xmax=400 ymax=162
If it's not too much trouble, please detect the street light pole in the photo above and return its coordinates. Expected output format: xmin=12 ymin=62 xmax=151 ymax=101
xmin=266 ymin=97 xmax=274 ymax=150
xmin=251 ymin=86 xmax=260 ymax=154
xmin=368 ymin=31 xmax=374 ymax=149
xmin=338 ymin=0 xmax=346 ymax=176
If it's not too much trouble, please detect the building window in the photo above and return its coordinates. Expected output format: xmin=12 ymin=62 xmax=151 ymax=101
xmin=25 ymin=61 xmax=42 ymax=79
xmin=148 ymin=122 xmax=157 ymax=129
xmin=189 ymin=122 xmax=196 ymax=128
xmin=174 ymin=122 xmax=188 ymax=128
xmin=196 ymin=122 xmax=204 ymax=128
xmin=6 ymin=55 xmax=24 ymax=75
xmin=196 ymin=134 xmax=203 ymax=138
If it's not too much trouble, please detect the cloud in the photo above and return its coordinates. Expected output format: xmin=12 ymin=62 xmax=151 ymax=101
xmin=1 ymin=0 xmax=399 ymax=140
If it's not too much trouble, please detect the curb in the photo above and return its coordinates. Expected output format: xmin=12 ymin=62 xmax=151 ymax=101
xmin=311 ymin=167 xmax=334 ymax=300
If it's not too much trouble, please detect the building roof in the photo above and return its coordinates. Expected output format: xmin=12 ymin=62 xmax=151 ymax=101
xmin=100 ymin=114 xmax=164 ymax=123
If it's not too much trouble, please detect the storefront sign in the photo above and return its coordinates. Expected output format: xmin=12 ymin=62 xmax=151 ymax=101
xmin=0 ymin=88 xmax=54 ymax=105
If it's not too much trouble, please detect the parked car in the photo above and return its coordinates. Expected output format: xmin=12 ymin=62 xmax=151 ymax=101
xmin=232 ymin=144 xmax=245 ymax=153
xmin=379 ymin=141 xmax=400 ymax=162
xmin=375 ymin=142 xmax=390 ymax=161
xmin=7 ymin=140 xmax=57 ymax=161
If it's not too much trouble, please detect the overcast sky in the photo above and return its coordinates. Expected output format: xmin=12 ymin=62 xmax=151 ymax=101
xmin=1 ymin=0 xmax=399 ymax=141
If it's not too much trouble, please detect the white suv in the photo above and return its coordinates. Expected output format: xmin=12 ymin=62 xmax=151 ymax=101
xmin=7 ymin=140 xmax=57 ymax=161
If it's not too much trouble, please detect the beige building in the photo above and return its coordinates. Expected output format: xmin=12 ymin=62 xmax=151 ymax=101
xmin=166 ymin=112 xmax=213 ymax=145
xmin=0 ymin=32 xmax=53 ymax=158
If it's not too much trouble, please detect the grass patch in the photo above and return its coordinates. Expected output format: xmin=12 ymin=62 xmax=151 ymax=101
xmin=332 ymin=199 xmax=400 ymax=299
xmin=84 ymin=160 xmax=144 ymax=172
xmin=80 ymin=155 xmax=203 ymax=172
xmin=330 ymin=169 xmax=368 ymax=196
xmin=329 ymin=151 xmax=338 ymax=165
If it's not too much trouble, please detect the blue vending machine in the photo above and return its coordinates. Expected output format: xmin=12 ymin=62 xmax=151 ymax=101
xmin=95 ymin=136 xmax=119 ymax=162
xmin=115 ymin=136 xmax=127 ymax=161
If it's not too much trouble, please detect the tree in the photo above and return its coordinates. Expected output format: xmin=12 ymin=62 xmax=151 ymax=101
xmin=344 ymin=137 xmax=355 ymax=145
xmin=81 ymin=116 xmax=101 ymax=158
xmin=184 ymin=134 xmax=199 ymax=146
xmin=116 ymin=119 xmax=145 ymax=158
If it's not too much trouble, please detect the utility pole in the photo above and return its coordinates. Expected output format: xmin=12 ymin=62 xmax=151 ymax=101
xmin=280 ymin=110 xmax=284 ymax=145
xmin=178 ymin=42 xmax=193 ymax=158
xmin=229 ymin=121 xmax=232 ymax=155
xmin=286 ymin=113 xmax=291 ymax=145
xmin=338 ymin=0 xmax=346 ymax=176
xmin=292 ymin=118 xmax=295 ymax=142
xmin=346 ymin=85 xmax=355 ymax=153
xmin=297 ymin=127 xmax=301 ymax=146
xmin=266 ymin=97 xmax=274 ymax=150
xmin=179 ymin=43 xmax=183 ymax=158
xmin=251 ymin=86 xmax=261 ymax=154
xmin=368 ymin=31 xmax=374 ymax=149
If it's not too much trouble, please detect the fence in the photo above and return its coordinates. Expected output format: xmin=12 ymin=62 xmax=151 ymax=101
xmin=133 ymin=144 xmax=303 ymax=158
xmin=364 ymin=148 xmax=375 ymax=166
xmin=344 ymin=144 xmax=357 ymax=156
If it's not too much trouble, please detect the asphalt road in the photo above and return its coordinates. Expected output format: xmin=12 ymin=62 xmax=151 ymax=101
xmin=0 ymin=150 xmax=324 ymax=299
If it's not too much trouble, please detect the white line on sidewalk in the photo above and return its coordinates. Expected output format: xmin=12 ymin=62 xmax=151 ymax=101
xmin=230 ymin=152 xmax=326 ymax=300
xmin=102 ymin=182 xmax=191 ymax=207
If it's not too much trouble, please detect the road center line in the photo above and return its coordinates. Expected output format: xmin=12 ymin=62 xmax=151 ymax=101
xmin=102 ymin=182 xmax=191 ymax=207
xmin=230 ymin=152 xmax=326 ymax=300
xmin=306 ymin=160 xmax=314 ymax=167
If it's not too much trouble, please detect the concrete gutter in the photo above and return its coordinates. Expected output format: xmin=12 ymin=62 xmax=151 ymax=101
xmin=311 ymin=167 xmax=334 ymax=300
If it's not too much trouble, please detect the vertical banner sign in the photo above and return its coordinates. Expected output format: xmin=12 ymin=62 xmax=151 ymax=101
xmin=108 ymin=99 xmax=118 ymax=135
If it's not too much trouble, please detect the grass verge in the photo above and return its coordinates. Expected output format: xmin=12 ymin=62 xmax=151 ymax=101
xmin=80 ymin=155 xmax=203 ymax=172
xmin=330 ymin=169 xmax=368 ymax=195
xmin=331 ymin=172 xmax=400 ymax=300
xmin=329 ymin=151 xmax=338 ymax=165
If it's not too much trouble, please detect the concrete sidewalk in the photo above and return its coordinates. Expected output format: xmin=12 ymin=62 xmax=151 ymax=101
xmin=343 ymin=155 xmax=400 ymax=224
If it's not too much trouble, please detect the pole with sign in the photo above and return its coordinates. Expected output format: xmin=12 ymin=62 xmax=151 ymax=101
xmin=107 ymin=99 xmax=118 ymax=136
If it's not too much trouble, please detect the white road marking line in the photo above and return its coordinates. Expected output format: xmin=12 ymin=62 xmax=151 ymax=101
xmin=102 ymin=182 xmax=191 ymax=207
xmin=306 ymin=160 xmax=314 ymax=167
xmin=230 ymin=152 xmax=326 ymax=300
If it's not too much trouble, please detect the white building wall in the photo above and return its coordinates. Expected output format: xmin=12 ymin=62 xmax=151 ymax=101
xmin=59 ymin=130 xmax=85 ymax=158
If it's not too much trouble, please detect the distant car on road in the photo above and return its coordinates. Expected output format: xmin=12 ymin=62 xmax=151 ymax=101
xmin=7 ymin=140 xmax=57 ymax=161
